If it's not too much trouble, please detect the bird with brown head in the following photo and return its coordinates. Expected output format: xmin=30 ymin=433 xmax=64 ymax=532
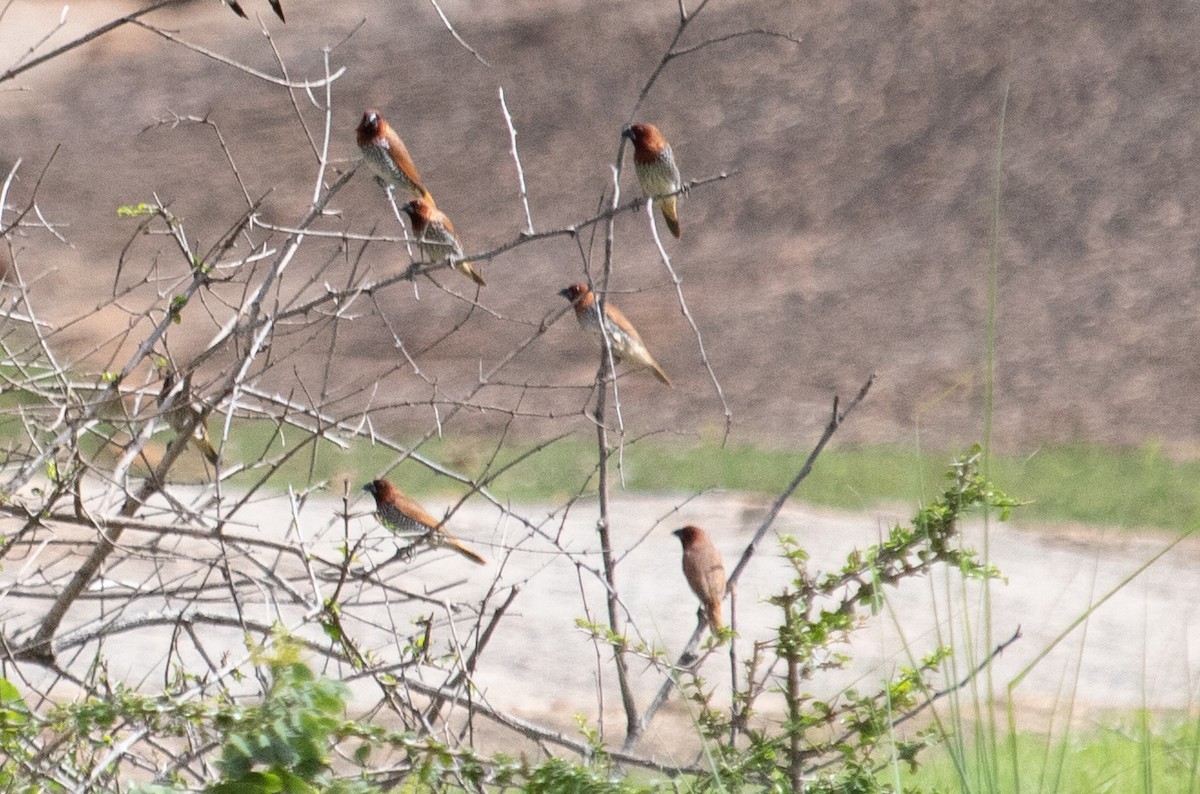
xmin=363 ymin=478 xmax=487 ymax=566
xmin=623 ymin=122 xmax=683 ymax=239
xmin=559 ymin=283 xmax=671 ymax=386
xmin=673 ymin=524 xmax=726 ymax=632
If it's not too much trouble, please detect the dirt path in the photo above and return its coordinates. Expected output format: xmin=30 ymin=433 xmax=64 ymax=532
xmin=462 ymin=495 xmax=1200 ymax=735
xmin=10 ymin=487 xmax=1195 ymax=745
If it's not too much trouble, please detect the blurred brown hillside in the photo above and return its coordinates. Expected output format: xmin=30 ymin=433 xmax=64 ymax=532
xmin=2 ymin=0 xmax=1199 ymax=452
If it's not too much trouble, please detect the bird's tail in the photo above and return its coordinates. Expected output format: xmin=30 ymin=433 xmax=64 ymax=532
xmin=648 ymin=358 xmax=672 ymax=387
xmin=190 ymin=432 xmax=219 ymax=466
xmin=456 ymin=260 xmax=487 ymax=288
xmin=705 ymin=599 xmax=723 ymax=632
xmin=446 ymin=536 xmax=488 ymax=566
xmin=658 ymin=196 xmax=681 ymax=239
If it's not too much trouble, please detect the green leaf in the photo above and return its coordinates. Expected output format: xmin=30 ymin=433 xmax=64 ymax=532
xmin=169 ymin=294 xmax=188 ymax=324
xmin=117 ymin=202 xmax=156 ymax=218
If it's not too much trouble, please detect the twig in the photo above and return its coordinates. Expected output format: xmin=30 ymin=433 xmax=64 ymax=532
xmin=727 ymin=373 xmax=876 ymax=587
xmin=783 ymin=591 xmax=805 ymax=793
xmin=129 ymin=20 xmax=348 ymax=89
xmin=427 ymin=0 xmax=489 ymax=66
xmin=0 ymin=144 xmax=59 ymax=238
xmin=424 ymin=585 xmax=520 ymax=722
xmin=894 ymin=625 xmax=1022 ymax=729
xmin=0 ymin=157 xmax=20 ymax=234
xmin=648 ymin=205 xmax=732 ymax=440
xmin=592 ymin=339 xmax=639 ymax=740
xmin=803 ymin=626 xmax=1024 ymax=777
xmin=0 ymin=0 xmax=181 ymax=84
xmin=498 ymin=87 xmax=534 ymax=235
xmin=347 ymin=669 xmax=691 ymax=776
xmin=626 ymin=373 xmax=876 ymax=749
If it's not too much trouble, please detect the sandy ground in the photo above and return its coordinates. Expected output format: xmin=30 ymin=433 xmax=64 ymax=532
xmin=4 ymin=485 xmax=1198 ymax=756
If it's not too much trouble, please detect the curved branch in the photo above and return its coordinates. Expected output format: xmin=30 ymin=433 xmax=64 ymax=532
xmin=129 ymin=20 xmax=348 ymax=89
xmin=0 ymin=0 xmax=181 ymax=85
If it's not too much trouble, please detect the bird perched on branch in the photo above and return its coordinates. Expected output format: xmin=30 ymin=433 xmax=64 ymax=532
xmin=559 ymin=283 xmax=671 ymax=386
xmin=157 ymin=367 xmax=219 ymax=466
xmin=623 ymin=122 xmax=683 ymax=239
xmin=357 ymin=109 xmax=433 ymax=203
xmin=401 ymin=198 xmax=487 ymax=287
xmin=673 ymin=525 xmax=726 ymax=633
xmin=363 ymin=478 xmax=487 ymax=566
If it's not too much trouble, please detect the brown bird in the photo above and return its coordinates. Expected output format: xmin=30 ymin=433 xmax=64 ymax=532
xmin=401 ymin=198 xmax=487 ymax=287
xmin=363 ymin=479 xmax=487 ymax=566
xmin=157 ymin=368 xmax=219 ymax=466
xmin=357 ymin=109 xmax=433 ymax=203
xmin=673 ymin=525 xmax=726 ymax=632
xmin=623 ymin=122 xmax=683 ymax=239
xmin=559 ymin=283 xmax=671 ymax=385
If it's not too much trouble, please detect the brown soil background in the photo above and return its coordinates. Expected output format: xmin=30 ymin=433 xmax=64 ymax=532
xmin=3 ymin=0 xmax=1199 ymax=453
xmin=3 ymin=0 xmax=1200 ymax=749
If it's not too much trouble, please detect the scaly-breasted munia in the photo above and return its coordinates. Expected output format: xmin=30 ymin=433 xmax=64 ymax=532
xmin=357 ymin=109 xmax=433 ymax=203
xmin=157 ymin=367 xmax=219 ymax=465
xmin=363 ymin=479 xmax=487 ymax=566
xmin=673 ymin=525 xmax=726 ymax=632
xmin=401 ymin=197 xmax=487 ymax=287
xmin=559 ymin=283 xmax=671 ymax=386
xmin=623 ymin=122 xmax=683 ymax=239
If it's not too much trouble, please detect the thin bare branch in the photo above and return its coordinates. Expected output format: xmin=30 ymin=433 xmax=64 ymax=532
xmin=1 ymin=0 xmax=180 ymax=84
xmin=498 ymin=87 xmax=534 ymax=235
xmin=647 ymin=202 xmax=732 ymax=440
xmin=627 ymin=373 xmax=877 ymax=749
xmin=129 ymin=20 xmax=347 ymax=89
xmin=427 ymin=0 xmax=490 ymax=66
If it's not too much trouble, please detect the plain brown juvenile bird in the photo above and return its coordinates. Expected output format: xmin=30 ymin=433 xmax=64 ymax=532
xmin=402 ymin=198 xmax=487 ymax=287
xmin=559 ymin=283 xmax=670 ymax=386
xmin=363 ymin=478 xmax=487 ymax=566
xmin=356 ymin=109 xmax=433 ymax=203
xmin=673 ymin=525 xmax=726 ymax=632
xmin=623 ymin=122 xmax=683 ymax=239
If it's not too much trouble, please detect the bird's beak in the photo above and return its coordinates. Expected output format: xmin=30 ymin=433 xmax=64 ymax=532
xmin=621 ymin=126 xmax=634 ymax=141
xmin=361 ymin=483 xmax=373 ymax=494
xmin=671 ymin=528 xmax=683 ymax=539
xmin=558 ymin=287 xmax=572 ymax=299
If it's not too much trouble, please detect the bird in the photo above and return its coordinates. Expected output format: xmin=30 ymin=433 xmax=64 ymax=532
xmin=401 ymin=198 xmax=487 ymax=287
xmin=559 ymin=283 xmax=670 ymax=385
xmin=362 ymin=479 xmax=487 ymax=566
xmin=673 ymin=525 xmax=726 ymax=632
xmin=157 ymin=367 xmax=219 ymax=466
xmin=623 ymin=122 xmax=683 ymax=239
xmin=356 ymin=109 xmax=433 ymax=203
